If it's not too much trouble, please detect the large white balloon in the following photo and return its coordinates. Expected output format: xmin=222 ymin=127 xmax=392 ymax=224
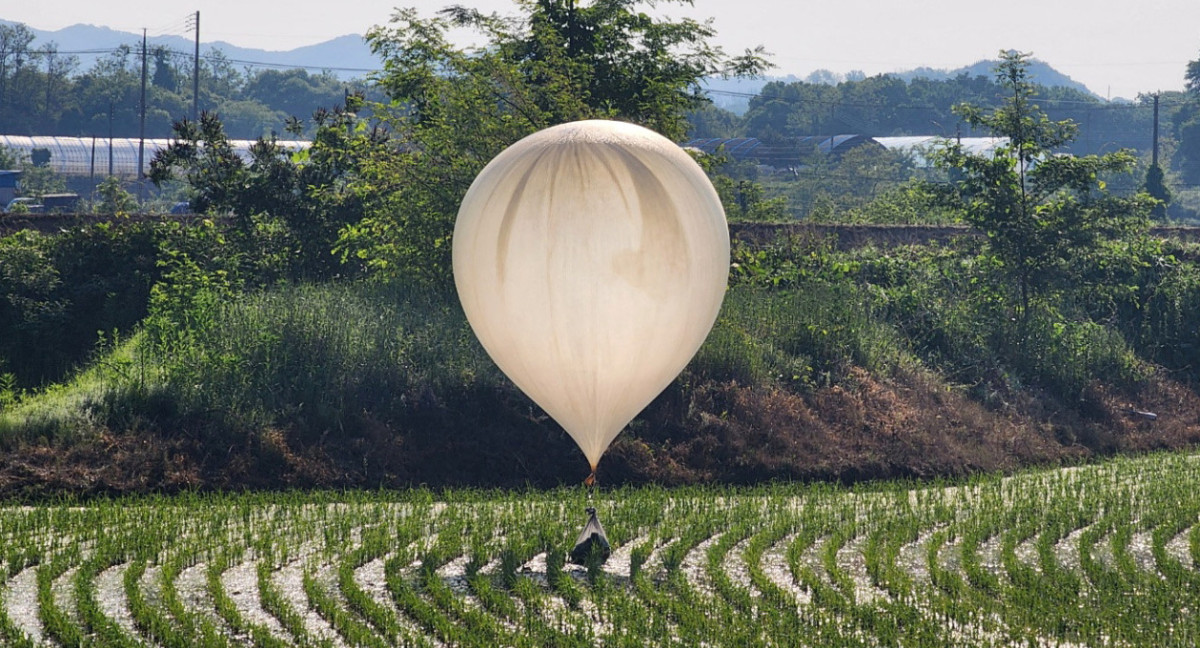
xmin=453 ymin=120 xmax=729 ymax=471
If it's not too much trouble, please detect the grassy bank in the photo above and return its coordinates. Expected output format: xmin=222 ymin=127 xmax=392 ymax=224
xmin=3 ymin=229 xmax=1200 ymax=494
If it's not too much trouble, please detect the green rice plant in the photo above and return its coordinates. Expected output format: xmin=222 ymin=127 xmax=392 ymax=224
xmin=3 ymin=451 xmax=1200 ymax=646
xmin=302 ymin=566 xmax=390 ymax=648
xmin=73 ymin=550 xmax=141 ymax=648
xmin=158 ymin=553 xmax=230 ymax=648
xmin=1190 ymin=517 xmax=1200 ymax=570
xmin=206 ymin=552 xmax=289 ymax=648
xmin=36 ymin=545 xmax=88 ymax=648
xmin=1149 ymin=503 xmax=1200 ymax=588
xmin=0 ymin=562 xmax=39 ymax=648
xmin=337 ymin=549 xmax=423 ymax=647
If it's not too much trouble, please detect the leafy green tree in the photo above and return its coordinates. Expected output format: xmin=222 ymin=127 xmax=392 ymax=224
xmin=34 ymin=43 xmax=78 ymax=117
xmin=18 ymin=156 xmax=67 ymax=199
xmin=211 ymin=99 xmax=286 ymax=139
xmin=714 ymin=177 xmax=789 ymax=222
xmin=95 ymin=176 xmax=137 ymax=215
xmin=240 ymin=69 xmax=348 ymax=125
xmin=1187 ymin=52 xmax=1200 ymax=95
xmin=693 ymin=151 xmax=788 ymax=222
xmin=339 ymin=0 xmax=769 ymax=283
xmin=0 ymin=143 xmax=18 ymax=169
xmin=931 ymin=51 xmax=1153 ymax=323
xmin=74 ymin=45 xmax=142 ymax=137
xmin=0 ymin=23 xmax=35 ymax=131
xmin=150 ymin=103 xmax=377 ymax=281
xmin=151 ymin=45 xmax=179 ymax=92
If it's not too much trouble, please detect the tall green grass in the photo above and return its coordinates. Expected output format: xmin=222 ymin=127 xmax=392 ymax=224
xmin=145 ymin=281 xmax=498 ymax=441
xmin=3 ymin=272 xmax=927 ymax=449
xmin=693 ymin=282 xmax=914 ymax=387
xmin=0 ymin=282 xmax=500 ymax=448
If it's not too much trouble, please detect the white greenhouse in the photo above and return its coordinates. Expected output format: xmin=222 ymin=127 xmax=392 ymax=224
xmin=0 ymin=135 xmax=310 ymax=178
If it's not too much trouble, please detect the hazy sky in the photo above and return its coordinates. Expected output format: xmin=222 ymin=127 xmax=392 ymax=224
xmin=7 ymin=0 xmax=1200 ymax=100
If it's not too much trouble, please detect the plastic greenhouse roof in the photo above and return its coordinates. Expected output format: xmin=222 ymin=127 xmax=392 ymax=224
xmin=0 ymin=135 xmax=309 ymax=178
xmin=875 ymin=136 xmax=1008 ymax=165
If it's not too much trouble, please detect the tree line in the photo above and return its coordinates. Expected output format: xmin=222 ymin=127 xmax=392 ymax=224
xmin=0 ymin=22 xmax=371 ymax=140
xmin=690 ymin=57 xmax=1200 ymax=216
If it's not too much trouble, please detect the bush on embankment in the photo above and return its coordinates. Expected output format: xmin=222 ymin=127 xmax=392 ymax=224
xmin=4 ymin=231 xmax=1200 ymax=496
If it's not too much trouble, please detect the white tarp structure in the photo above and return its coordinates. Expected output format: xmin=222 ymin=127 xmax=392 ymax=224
xmin=0 ymin=135 xmax=309 ymax=177
xmin=874 ymin=136 xmax=1009 ymax=167
xmin=453 ymin=120 xmax=729 ymax=472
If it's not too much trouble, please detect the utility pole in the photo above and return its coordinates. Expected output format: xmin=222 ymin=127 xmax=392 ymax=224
xmin=191 ymin=11 xmax=200 ymax=121
xmin=138 ymin=29 xmax=147 ymax=198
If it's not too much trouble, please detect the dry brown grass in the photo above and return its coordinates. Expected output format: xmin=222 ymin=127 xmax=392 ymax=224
xmin=3 ymin=366 xmax=1199 ymax=497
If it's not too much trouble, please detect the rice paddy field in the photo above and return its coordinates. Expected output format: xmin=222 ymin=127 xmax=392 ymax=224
xmin=2 ymin=451 xmax=1199 ymax=647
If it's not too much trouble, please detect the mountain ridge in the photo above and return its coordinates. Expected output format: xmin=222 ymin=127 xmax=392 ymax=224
xmin=6 ymin=20 xmax=1104 ymax=101
xmin=0 ymin=19 xmax=379 ymax=79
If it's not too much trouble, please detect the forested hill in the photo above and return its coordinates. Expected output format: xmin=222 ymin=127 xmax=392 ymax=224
xmin=0 ymin=19 xmax=379 ymax=79
xmin=705 ymin=57 xmax=1099 ymax=114
xmin=894 ymin=57 xmax=1097 ymax=97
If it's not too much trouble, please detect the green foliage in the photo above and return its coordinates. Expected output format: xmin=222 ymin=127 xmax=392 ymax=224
xmin=15 ymin=156 xmax=66 ymax=200
xmin=338 ymin=0 xmax=768 ymax=284
xmin=144 ymin=219 xmax=243 ymax=350
xmin=713 ymin=177 xmax=790 ymax=223
xmin=0 ymin=224 xmax=164 ymax=389
xmin=730 ymin=235 xmax=1156 ymax=404
xmin=150 ymin=108 xmax=376 ymax=281
xmin=28 ymin=148 xmax=50 ymax=167
xmin=1123 ymin=250 xmax=1200 ymax=380
xmin=693 ymin=281 xmax=910 ymax=388
xmin=1143 ymin=163 xmax=1171 ymax=219
xmin=94 ymin=176 xmax=138 ymax=215
xmin=739 ymin=66 xmax=1145 ymax=158
xmin=132 ymin=281 xmax=502 ymax=452
xmin=842 ymin=182 xmax=963 ymax=225
xmin=1013 ymin=307 xmax=1150 ymax=398
xmin=0 ymin=232 xmax=66 ymax=385
xmin=1187 ymin=51 xmax=1200 ymax=95
xmin=689 ymin=150 xmax=789 ymax=222
xmin=0 ymin=143 xmax=18 ymax=169
xmin=0 ymin=370 xmax=20 ymax=410
xmin=768 ymin=145 xmax=924 ymax=222
xmin=930 ymin=51 xmax=1153 ymax=322
xmin=0 ymin=21 xmax=372 ymax=139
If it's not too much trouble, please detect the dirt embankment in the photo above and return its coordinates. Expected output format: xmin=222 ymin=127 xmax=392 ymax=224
xmin=3 ymin=367 xmax=1199 ymax=497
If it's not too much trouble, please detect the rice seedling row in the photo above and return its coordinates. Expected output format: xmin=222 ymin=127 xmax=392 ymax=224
xmin=2 ymin=452 xmax=1199 ymax=646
